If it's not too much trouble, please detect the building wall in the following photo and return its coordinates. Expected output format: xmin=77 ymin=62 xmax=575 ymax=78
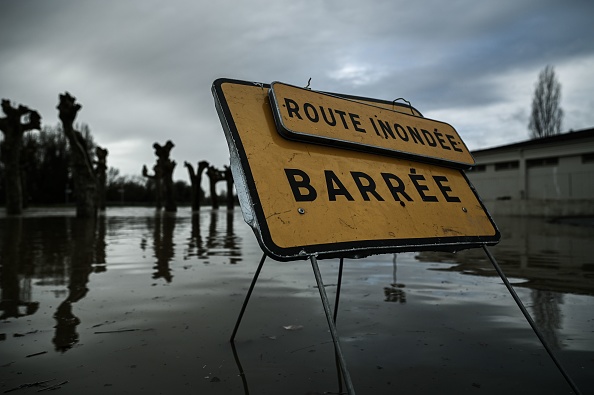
xmin=466 ymin=130 xmax=594 ymax=216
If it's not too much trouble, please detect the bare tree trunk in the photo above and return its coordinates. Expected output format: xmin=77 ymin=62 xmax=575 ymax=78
xmin=185 ymin=160 xmax=209 ymax=211
xmin=57 ymin=92 xmax=97 ymax=218
xmin=152 ymin=141 xmax=176 ymax=213
xmin=206 ymin=165 xmax=225 ymax=209
xmin=0 ymin=100 xmax=41 ymax=215
xmin=94 ymin=147 xmax=108 ymax=211
xmin=162 ymin=159 xmax=177 ymax=213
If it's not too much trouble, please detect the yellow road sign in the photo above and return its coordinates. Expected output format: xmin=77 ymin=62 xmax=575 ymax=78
xmin=269 ymin=81 xmax=475 ymax=169
xmin=212 ymin=79 xmax=499 ymax=261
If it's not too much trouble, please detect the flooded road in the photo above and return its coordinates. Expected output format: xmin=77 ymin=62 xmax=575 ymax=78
xmin=1 ymin=207 xmax=593 ymax=394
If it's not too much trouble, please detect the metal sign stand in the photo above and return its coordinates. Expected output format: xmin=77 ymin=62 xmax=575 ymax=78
xmin=230 ymin=253 xmax=355 ymax=395
xmin=482 ymin=245 xmax=582 ymax=395
xmin=230 ymin=253 xmax=267 ymax=343
xmin=310 ymin=255 xmax=355 ymax=394
xmin=230 ymin=246 xmax=583 ymax=395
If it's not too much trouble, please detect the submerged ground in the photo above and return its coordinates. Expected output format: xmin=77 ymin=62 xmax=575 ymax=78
xmin=1 ymin=207 xmax=593 ymax=394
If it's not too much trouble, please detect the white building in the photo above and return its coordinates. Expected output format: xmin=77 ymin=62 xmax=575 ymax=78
xmin=466 ymin=127 xmax=594 ymax=217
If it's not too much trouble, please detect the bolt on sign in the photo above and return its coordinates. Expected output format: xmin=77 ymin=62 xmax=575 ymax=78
xmin=212 ymin=78 xmax=499 ymax=261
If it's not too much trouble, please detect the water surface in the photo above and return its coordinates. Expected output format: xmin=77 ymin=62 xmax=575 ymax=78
xmin=1 ymin=208 xmax=592 ymax=394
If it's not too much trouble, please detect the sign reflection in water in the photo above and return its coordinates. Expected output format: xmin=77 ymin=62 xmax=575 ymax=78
xmin=0 ymin=208 xmax=241 ymax=352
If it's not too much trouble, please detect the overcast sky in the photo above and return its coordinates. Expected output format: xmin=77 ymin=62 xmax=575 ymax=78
xmin=2 ymin=0 xmax=594 ymax=184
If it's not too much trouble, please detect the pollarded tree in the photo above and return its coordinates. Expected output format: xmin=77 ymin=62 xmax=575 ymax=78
xmin=184 ymin=160 xmax=209 ymax=211
xmin=57 ymin=92 xmax=97 ymax=218
xmin=153 ymin=141 xmax=177 ymax=213
xmin=529 ymin=65 xmax=563 ymax=139
xmin=0 ymin=99 xmax=41 ymax=215
xmin=206 ymin=165 xmax=226 ymax=209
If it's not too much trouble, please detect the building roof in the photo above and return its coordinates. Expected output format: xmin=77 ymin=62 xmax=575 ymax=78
xmin=471 ymin=127 xmax=594 ymax=154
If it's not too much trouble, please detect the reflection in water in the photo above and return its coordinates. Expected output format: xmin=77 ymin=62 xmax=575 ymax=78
xmin=415 ymin=215 xmax=594 ymax=350
xmin=94 ymin=215 xmax=107 ymax=273
xmin=224 ymin=210 xmax=241 ymax=265
xmin=148 ymin=212 xmax=176 ymax=282
xmin=0 ymin=217 xmax=39 ymax=319
xmin=183 ymin=209 xmax=241 ymax=264
xmin=185 ymin=213 xmax=206 ymax=260
xmin=384 ymin=254 xmax=406 ymax=303
xmin=416 ymin=216 xmax=594 ymax=295
xmin=0 ymin=216 xmax=106 ymax=351
xmin=0 ymin=207 xmax=245 ymax=351
xmin=1 ymin=209 xmax=593 ymax=393
xmin=52 ymin=217 xmax=99 ymax=352
xmin=206 ymin=210 xmax=218 ymax=260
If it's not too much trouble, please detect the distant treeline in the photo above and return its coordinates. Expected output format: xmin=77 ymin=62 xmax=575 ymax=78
xmin=0 ymin=124 xmax=231 ymax=207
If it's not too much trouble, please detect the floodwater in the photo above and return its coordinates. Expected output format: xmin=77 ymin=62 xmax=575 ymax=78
xmin=1 ymin=207 xmax=593 ymax=394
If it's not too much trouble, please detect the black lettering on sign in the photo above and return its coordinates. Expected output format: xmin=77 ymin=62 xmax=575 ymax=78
xmin=283 ymin=168 xmax=462 ymax=205
xmin=421 ymin=129 xmax=437 ymax=147
xmin=433 ymin=175 xmax=461 ymax=202
xmin=349 ymin=113 xmax=366 ymax=133
xmin=284 ymin=168 xmax=317 ymax=202
xmin=284 ymin=98 xmax=302 ymax=120
xmin=350 ymin=171 xmax=384 ymax=201
xmin=378 ymin=120 xmax=396 ymax=139
xmin=320 ymin=107 xmax=337 ymax=126
xmin=278 ymin=93 xmax=469 ymax=164
xmin=407 ymin=126 xmax=424 ymax=145
xmin=446 ymin=134 xmax=463 ymax=152
xmin=433 ymin=129 xmax=450 ymax=150
xmin=408 ymin=168 xmax=438 ymax=202
xmin=381 ymin=173 xmax=413 ymax=202
xmin=325 ymin=170 xmax=355 ymax=201
xmin=335 ymin=110 xmax=349 ymax=129
xmin=369 ymin=117 xmax=384 ymax=138
xmin=394 ymin=123 xmax=409 ymax=141
xmin=303 ymin=102 xmax=319 ymax=123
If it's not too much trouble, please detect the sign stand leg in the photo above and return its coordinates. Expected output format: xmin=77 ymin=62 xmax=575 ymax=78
xmin=333 ymin=258 xmax=345 ymax=394
xmin=333 ymin=258 xmax=344 ymax=324
xmin=231 ymin=252 xmax=267 ymax=342
xmin=310 ymin=255 xmax=356 ymax=395
xmin=482 ymin=245 xmax=582 ymax=395
xmin=230 ymin=339 xmax=250 ymax=394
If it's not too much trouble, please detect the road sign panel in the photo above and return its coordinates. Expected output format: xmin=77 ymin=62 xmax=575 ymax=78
xmin=269 ymin=81 xmax=475 ymax=169
xmin=212 ymin=78 xmax=499 ymax=261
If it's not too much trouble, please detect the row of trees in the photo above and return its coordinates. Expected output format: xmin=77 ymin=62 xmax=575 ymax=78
xmin=0 ymin=125 xmax=236 ymax=212
xmin=0 ymin=93 xmax=111 ymax=217
xmin=1 ymin=93 xmax=235 ymax=217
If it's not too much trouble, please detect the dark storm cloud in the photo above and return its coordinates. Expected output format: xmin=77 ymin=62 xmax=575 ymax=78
xmin=1 ymin=0 xmax=594 ymax=177
xmin=341 ymin=0 xmax=594 ymax=109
